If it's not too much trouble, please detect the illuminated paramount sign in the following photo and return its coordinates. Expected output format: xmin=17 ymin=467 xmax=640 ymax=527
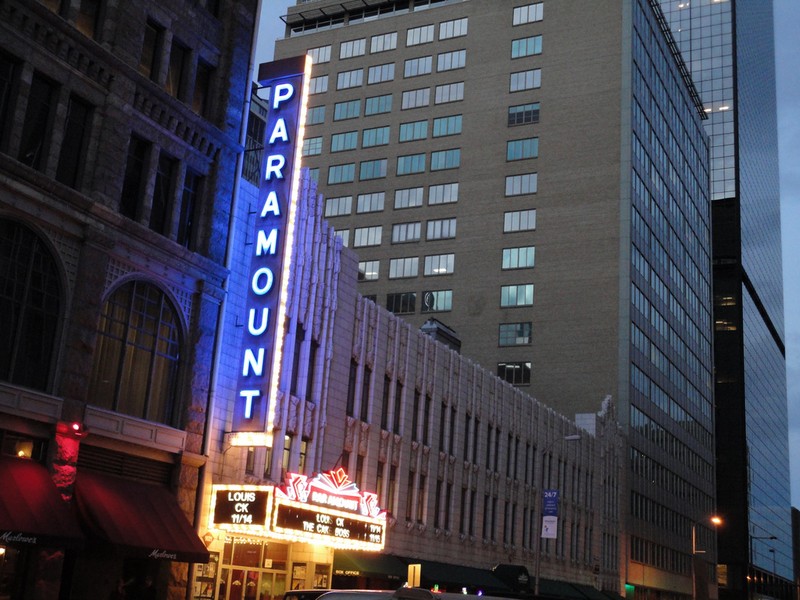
xmin=210 ymin=470 xmax=386 ymax=551
xmin=231 ymin=56 xmax=312 ymax=445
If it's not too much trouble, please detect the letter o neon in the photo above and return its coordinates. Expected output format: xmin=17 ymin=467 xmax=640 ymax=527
xmin=252 ymin=267 xmax=274 ymax=295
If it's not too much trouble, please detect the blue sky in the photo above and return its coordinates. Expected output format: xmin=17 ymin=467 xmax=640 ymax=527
xmin=256 ymin=0 xmax=800 ymax=506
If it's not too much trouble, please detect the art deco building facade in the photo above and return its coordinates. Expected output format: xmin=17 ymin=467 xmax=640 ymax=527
xmin=272 ymin=1 xmax=715 ymax=599
xmin=0 ymin=0 xmax=257 ymax=596
xmin=658 ymin=2 xmax=793 ymax=599
xmin=201 ymin=161 xmax=624 ymax=598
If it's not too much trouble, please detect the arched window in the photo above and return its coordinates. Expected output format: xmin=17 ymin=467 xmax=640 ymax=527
xmin=0 ymin=219 xmax=61 ymax=391
xmin=89 ymin=280 xmax=182 ymax=427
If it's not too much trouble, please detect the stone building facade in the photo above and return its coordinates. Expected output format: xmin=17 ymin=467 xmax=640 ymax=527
xmin=0 ymin=0 xmax=258 ymax=597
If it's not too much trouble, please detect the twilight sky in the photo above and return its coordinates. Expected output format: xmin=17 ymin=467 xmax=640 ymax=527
xmin=255 ymin=0 xmax=800 ymax=506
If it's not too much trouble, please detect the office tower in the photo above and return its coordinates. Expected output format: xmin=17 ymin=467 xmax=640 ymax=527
xmin=658 ymin=2 xmax=793 ymax=599
xmin=0 ymin=0 xmax=256 ymax=596
xmin=273 ymin=0 xmax=716 ymax=597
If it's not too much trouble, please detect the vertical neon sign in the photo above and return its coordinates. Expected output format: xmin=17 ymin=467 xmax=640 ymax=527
xmin=231 ymin=56 xmax=312 ymax=445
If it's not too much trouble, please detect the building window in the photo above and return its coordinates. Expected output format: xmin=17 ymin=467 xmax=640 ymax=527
xmin=504 ymin=209 xmax=536 ymax=232
xmin=389 ymin=257 xmax=419 ymax=279
xmin=139 ymin=20 xmax=161 ymax=80
xmin=357 ymin=192 xmax=385 ymax=213
xmin=426 ymin=218 xmax=456 ymax=240
xmin=437 ymin=49 xmax=466 ymax=72
xmin=333 ymin=99 xmax=360 ymax=120
xmin=407 ymin=24 xmax=434 ymax=46
xmin=432 ymin=115 xmax=462 ymax=137
xmin=505 ymin=173 xmax=538 ymax=196
xmin=362 ymin=126 xmax=391 ymax=147
xmin=424 ymin=254 xmax=454 ymax=276
xmin=340 ymin=39 xmax=366 ymax=59
xmin=353 ymin=226 xmax=383 ymax=247
xmin=177 ymin=169 xmax=202 ymax=249
xmin=392 ymin=222 xmax=421 ymax=243
xmin=395 ymin=187 xmax=424 ymax=208
xmin=370 ymin=32 xmax=398 ymax=53
xmin=507 ymin=137 xmax=539 ymax=161
xmin=192 ymin=60 xmax=213 ymax=116
xmin=399 ymin=120 xmax=428 ymax=142
xmin=502 ymin=246 xmax=535 ymax=269
xmin=421 ymin=290 xmax=452 ymax=313
xmin=397 ymin=153 xmax=426 ymax=175
xmin=308 ymin=75 xmax=328 ymax=95
xmin=511 ymin=35 xmax=543 ymax=58
xmin=166 ymin=39 xmax=188 ymax=99
xmin=386 ymin=292 xmax=416 ymax=314
xmin=430 ymin=148 xmax=460 ymax=171
xmin=325 ymin=195 xmax=352 ymax=217
xmin=497 ymin=362 xmax=531 ymax=386
xmin=330 ymin=131 xmax=358 ymax=152
xmin=303 ymin=136 xmax=323 ymax=156
xmin=360 ymin=158 xmax=387 ymax=180
xmin=89 ymin=281 xmax=182 ymax=426
xmin=439 ymin=17 xmax=468 ymax=39
xmin=307 ymin=45 xmax=331 ymax=64
xmin=337 ymin=69 xmax=364 ymax=90
xmin=368 ymin=63 xmax=395 ymax=84
xmin=510 ymin=69 xmax=541 ymax=92
xmin=365 ymin=94 xmax=392 ymax=115
xmin=76 ymin=0 xmax=102 ymax=39
xmin=150 ymin=151 xmax=177 ymax=235
xmin=404 ymin=56 xmax=432 ymax=78
xmin=328 ymin=163 xmax=356 ymax=184
xmin=120 ymin=134 xmax=150 ymax=220
xmin=307 ymin=105 xmax=325 ymax=125
xmin=499 ymin=322 xmax=532 ymax=346
xmin=359 ymin=260 xmax=380 ymax=281
xmin=429 ymin=183 xmax=458 ymax=205
xmin=434 ymin=82 xmax=464 ymax=104
xmin=334 ymin=230 xmax=350 ymax=246
xmin=18 ymin=73 xmax=57 ymax=170
xmin=513 ymin=3 xmax=544 ymax=25
xmin=0 ymin=53 xmax=19 ymax=147
xmin=508 ymin=102 xmax=540 ymax=126
xmin=401 ymin=88 xmax=430 ymax=109
xmin=0 ymin=220 xmax=61 ymax=392
xmin=500 ymin=284 xmax=534 ymax=307
xmin=56 ymin=94 xmax=92 ymax=188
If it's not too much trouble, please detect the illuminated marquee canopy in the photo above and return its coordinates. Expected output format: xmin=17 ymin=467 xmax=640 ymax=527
xmin=210 ymin=469 xmax=386 ymax=551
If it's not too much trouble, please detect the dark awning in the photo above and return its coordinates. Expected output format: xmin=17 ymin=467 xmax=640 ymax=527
xmin=538 ymin=579 xmax=588 ymax=599
xmin=333 ymin=550 xmax=408 ymax=581
xmin=0 ymin=455 xmax=84 ymax=549
xmin=73 ymin=470 xmax=209 ymax=562
xmin=401 ymin=558 xmax=512 ymax=593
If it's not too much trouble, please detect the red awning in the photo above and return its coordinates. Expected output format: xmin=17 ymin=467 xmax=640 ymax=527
xmin=0 ymin=455 xmax=83 ymax=548
xmin=73 ymin=470 xmax=209 ymax=562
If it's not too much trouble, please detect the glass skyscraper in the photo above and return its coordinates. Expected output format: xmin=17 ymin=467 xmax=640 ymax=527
xmin=659 ymin=2 xmax=792 ymax=598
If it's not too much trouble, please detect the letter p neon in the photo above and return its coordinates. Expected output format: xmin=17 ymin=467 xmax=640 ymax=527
xmin=272 ymin=83 xmax=294 ymax=109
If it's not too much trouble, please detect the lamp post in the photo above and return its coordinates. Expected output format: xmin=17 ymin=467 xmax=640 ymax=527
xmin=691 ymin=515 xmax=722 ymax=600
xmin=748 ymin=534 xmax=777 ymax=599
xmin=532 ymin=433 xmax=581 ymax=598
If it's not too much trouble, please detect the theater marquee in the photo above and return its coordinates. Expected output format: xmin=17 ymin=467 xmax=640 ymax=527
xmin=210 ymin=469 xmax=386 ymax=551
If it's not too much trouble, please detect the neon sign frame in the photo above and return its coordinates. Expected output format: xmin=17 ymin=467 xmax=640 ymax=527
xmin=230 ymin=56 xmax=312 ymax=446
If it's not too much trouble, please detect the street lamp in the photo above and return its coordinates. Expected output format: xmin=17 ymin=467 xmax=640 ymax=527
xmin=532 ymin=433 xmax=581 ymax=597
xmin=691 ymin=515 xmax=722 ymax=600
